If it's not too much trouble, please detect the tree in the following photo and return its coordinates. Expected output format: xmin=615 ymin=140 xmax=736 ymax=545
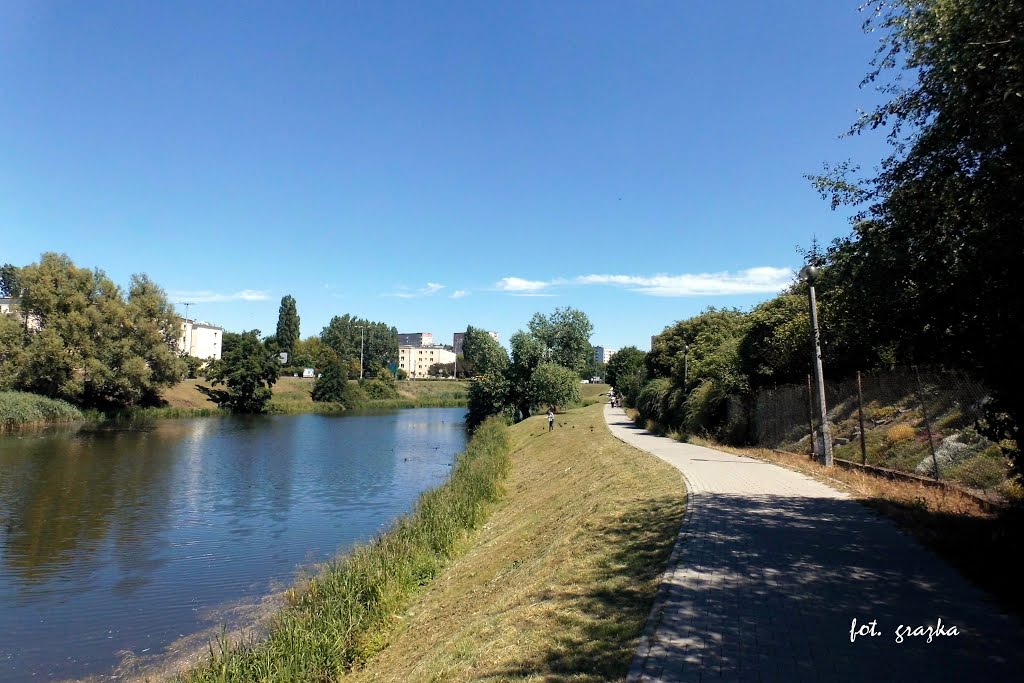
xmin=530 ymin=362 xmax=581 ymax=410
xmin=527 ymin=307 xmax=594 ymax=375
xmin=311 ymin=359 xmax=348 ymax=403
xmin=738 ymin=294 xmax=810 ymax=390
xmin=275 ymin=295 xmax=300 ymax=358
xmin=320 ymin=314 xmax=398 ymax=378
xmin=461 ymin=326 xmax=508 ymax=377
xmin=811 ymin=0 xmax=1024 ymax=470
xmin=203 ymin=330 xmax=279 ymax=413
xmin=0 ymin=263 xmax=22 ymax=298
xmin=428 ymin=362 xmax=455 ymax=377
xmin=606 ymin=346 xmax=647 ymax=406
xmin=8 ymin=253 xmax=182 ymax=408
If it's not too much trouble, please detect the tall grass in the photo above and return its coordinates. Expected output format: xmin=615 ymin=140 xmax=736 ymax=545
xmin=0 ymin=391 xmax=83 ymax=429
xmin=177 ymin=417 xmax=511 ymax=682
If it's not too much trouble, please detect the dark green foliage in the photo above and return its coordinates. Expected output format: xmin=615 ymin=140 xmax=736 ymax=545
xmin=461 ymin=326 xmax=508 ymax=377
xmin=311 ymin=360 xmax=348 ymax=403
xmin=530 ymin=362 xmax=581 ymax=410
xmin=809 ymin=0 xmax=1024 ymax=471
xmin=202 ymin=330 xmax=279 ymax=413
xmin=605 ymin=346 xmax=646 ymax=405
xmin=320 ymin=315 xmax=397 ymax=379
xmin=0 ymin=263 xmax=22 ymax=298
xmin=359 ymin=367 xmax=399 ymax=400
xmin=526 ymin=307 xmax=594 ymax=375
xmin=2 ymin=253 xmax=183 ymax=409
xmin=275 ymin=295 xmax=300 ymax=357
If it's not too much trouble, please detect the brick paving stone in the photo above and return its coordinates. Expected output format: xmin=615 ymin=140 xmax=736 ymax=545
xmin=606 ymin=405 xmax=1024 ymax=682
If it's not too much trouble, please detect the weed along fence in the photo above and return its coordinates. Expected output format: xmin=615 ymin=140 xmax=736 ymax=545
xmin=743 ymin=369 xmax=1010 ymax=494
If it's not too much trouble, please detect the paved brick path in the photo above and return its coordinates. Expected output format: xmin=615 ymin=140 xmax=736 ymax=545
xmin=604 ymin=405 xmax=1024 ymax=682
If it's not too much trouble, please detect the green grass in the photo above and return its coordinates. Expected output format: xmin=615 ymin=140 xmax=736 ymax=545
xmin=0 ymin=391 xmax=83 ymax=429
xmin=177 ymin=417 xmax=512 ymax=682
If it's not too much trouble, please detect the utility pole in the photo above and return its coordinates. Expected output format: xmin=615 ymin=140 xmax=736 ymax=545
xmin=357 ymin=324 xmax=367 ymax=379
xmin=800 ymin=265 xmax=833 ymax=467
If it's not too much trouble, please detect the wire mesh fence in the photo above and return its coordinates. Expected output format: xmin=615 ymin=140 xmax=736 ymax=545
xmin=749 ymin=368 xmax=1008 ymax=491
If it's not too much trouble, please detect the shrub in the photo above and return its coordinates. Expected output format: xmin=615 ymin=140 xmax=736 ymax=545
xmin=884 ymin=423 xmax=916 ymax=445
xmin=951 ymin=453 xmax=1008 ymax=490
xmin=0 ymin=391 xmax=83 ymax=429
xmin=360 ymin=378 xmax=399 ymax=400
xmin=635 ymin=378 xmax=672 ymax=428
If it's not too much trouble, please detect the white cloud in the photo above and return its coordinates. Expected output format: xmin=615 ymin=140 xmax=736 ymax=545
xmin=575 ymin=267 xmax=793 ymax=297
xmin=169 ymin=289 xmax=271 ymax=303
xmin=450 ymin=290 xmax=469 ymax=299
xmin=386 ymin=282 xmax=447 ymax=298
xmin=495 ymin=277 xmax=550 ymax=292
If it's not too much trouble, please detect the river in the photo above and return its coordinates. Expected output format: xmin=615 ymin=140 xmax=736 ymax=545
xmin=0 ymin=408 xmax=467 ymax=682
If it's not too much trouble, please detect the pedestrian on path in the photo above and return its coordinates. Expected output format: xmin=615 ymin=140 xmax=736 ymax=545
xmin=548 ymin=406 xmax=555 ymax=432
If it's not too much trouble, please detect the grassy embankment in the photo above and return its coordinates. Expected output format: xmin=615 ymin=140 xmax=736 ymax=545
xmin=158 ymin=377 xmax=471 ymax=416
xmin=0 ymin=390 xmax=83 ymax=430
xmin=177 ymin=400 xmax=684 ymax=682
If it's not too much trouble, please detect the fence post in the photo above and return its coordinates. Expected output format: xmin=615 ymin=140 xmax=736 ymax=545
xmin=857 ymin=370 xmax=867 ymax=465
xmin=806 ymin=373 xmax=816 ymax=458
xmin=914 ymin=366 xmax=940 ymax=479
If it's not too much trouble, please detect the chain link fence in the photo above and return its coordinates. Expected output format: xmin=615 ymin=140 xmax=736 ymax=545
xmin=746 ymin=369 xmax=1008 ymax=491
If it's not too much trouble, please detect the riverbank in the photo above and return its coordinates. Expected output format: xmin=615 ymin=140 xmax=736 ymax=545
xmin=169 ymin=400 xmax=683 ymax=682
xmin=176 ymin=416 xmax=512 ymax=682
xmin=0 ymin=391 xmax=83 ymax=430
xmin=163 ymin=377 xmax=470 ymax=414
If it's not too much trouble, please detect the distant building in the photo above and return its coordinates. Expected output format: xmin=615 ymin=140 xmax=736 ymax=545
xmin=453 ymin=330 xmax=499 ymax=356
xmin=594 ymin=346 xmax=617 ymax=364
xmin=398 ymin=332 xmax=433 ymax=347
xmin=398 ymin=345 xmax=456 ymax=379
xmin=0 ymin=297 xmax=42 ymax=331
xmin=178 ymin=319 xmax=223 ymax=361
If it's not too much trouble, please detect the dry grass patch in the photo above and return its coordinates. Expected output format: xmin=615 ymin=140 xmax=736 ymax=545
xmin=345 ymin=402 xmax=685 ymax=683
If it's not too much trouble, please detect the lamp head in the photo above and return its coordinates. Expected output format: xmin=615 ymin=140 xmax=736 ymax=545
xmin=799 ymin=264 xmax=819 ymax=283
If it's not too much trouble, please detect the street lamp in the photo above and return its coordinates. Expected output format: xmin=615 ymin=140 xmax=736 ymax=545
xmin=683 ymin=343 xmax=689 ymax=387
xmin=356 ymin=325 xmax=367 ymax=379
xmin=177 ymin=301 xmax=195 ymax=356
xmin=800 ymin=264 xmax=833 ymax=467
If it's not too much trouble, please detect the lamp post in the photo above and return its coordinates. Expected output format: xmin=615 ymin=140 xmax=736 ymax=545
xmin=356 ymin=325 xmax=367 ymax=379
xmin=800 ymin=264 xmax=833 ymax=467
xmin=683 ymin=343 xmax=689 ymax=387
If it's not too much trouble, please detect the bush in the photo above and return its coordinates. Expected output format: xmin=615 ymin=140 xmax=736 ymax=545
xmin=360 ymin=378 xmax=399 ymax=400
xmin=884 ymin=423 xmax=916 ymax=445
xmin=951 ymin=453 xmax=1008 ymax=490
xmin=635 ymin=378 xmax=672 ymax=427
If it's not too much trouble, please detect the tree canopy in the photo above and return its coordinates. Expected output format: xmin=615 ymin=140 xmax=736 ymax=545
xmin=320 ymin=315 xmax=398 ymax=379
xmin=275 ymin=295 xmax=300 ymax=357
xmin=202 ymin=330 xmax=279 ymax=413
xmin=0 ymin=253 xmax=182 ymax=408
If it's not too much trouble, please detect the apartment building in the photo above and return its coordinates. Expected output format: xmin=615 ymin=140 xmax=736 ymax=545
xmin=178 ymin=319 xmax=223 ymax=361
xmin=594 ymin=346 xmax=617 ymax=364
xmin=398 ymin=345 xmax=456 ymax=379
xmin=398 ymin=332 xmax=433 ymax=347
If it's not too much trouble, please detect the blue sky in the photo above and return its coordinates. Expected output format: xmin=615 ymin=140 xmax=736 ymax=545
xmin=1 ymin=1 xmax=891 ymax=351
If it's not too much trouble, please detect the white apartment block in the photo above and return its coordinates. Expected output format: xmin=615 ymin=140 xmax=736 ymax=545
xmin=453 ymin=330 xmax=499 ymax=356
xmin=178 ymin=319 xmax=223 ymax=361
xmin=398 ymin=345 xmax=456 ymax=379
xmin=398 ymin=332 xmax=433 ymax=347
xmin=0 ymin=297 xmax=42 ymax=331
xmin=594 ymin=346 xmax=617 ymax=364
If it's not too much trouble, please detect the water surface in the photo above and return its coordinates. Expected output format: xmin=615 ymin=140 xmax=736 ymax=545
xmin=0 ymin=408 xmax=467 ymax=681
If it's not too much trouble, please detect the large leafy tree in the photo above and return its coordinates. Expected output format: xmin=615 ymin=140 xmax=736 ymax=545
xmin=8 ymin=253 xmax=182 ymax=407
xmin=812 ymin=0 xmax=1024 ymax=468
xmin=203 ymin=330 xmax=279 ymax=413
xmin=461 ymin=326 xmax=509 ymax=377
xmin=606 ymin=346 xmax=647 ymax=405
xmin=320 ymin=314 xmax=397 ymax=378
xmin=527 ymin=307 xmax=594 ymax=375
xmin=275 ymin=295 xmax=300 ymax=358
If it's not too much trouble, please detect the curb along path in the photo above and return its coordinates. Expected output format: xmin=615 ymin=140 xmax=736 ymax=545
xmin=604 ymin=404 xmax=1024 ymax=682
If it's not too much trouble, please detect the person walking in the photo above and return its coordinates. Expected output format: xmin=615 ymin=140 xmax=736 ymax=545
xmin=548 ymin=406 xmax=555 ymax=432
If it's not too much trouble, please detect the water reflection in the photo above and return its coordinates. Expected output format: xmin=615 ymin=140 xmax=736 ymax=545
xmin=0 ymin=408 xmax=466 ymax=682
